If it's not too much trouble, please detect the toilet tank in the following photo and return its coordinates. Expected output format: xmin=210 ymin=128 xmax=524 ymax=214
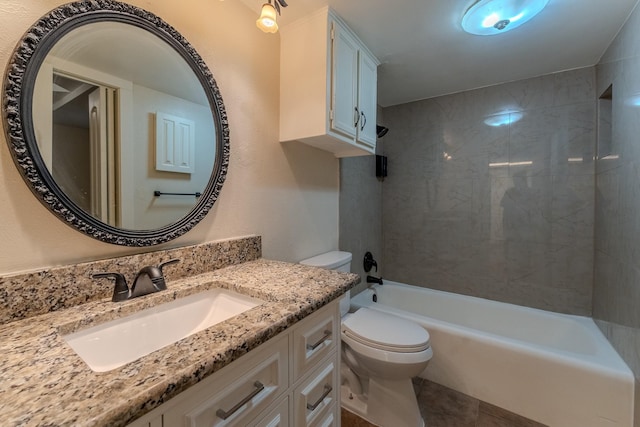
xmin=299 ymin=251 xmax=352 ymax=272
xmin=300 ymin=251 xmax=352 ymax=315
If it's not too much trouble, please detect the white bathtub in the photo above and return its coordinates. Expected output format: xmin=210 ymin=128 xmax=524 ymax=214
xmin=351 ymin=281 xmax=634 ymax=427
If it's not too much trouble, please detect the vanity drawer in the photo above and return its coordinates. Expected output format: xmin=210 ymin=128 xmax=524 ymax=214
xmin=249 ymin=395 xmax=290 ymax=427
xmin=292 ymin=302 xmax=339 ymax=381
xmin=293 ymin=356 xmax=338 ymax=427
xmin=126 ymin=300 xmax=343 ymax=427
xmin=162 ymin=335 xmax=288 ymax=427
xmin=312 ymin=405 xmax=337 ymax=427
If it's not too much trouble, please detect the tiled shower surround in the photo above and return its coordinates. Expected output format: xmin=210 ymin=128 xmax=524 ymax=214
xmin=593 ymin=2 xmax=640 ymax=425
xmin=381 ymin=67 xmax=596 ymax=315
xmin=341 ymin=5 xmax=640 ymax=426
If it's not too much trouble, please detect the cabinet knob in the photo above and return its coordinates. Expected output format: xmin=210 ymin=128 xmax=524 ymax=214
xmin=360 ymin=111 xmax=367 ymax=131
xmin=354 ymin=106 xmax=360 ymax=127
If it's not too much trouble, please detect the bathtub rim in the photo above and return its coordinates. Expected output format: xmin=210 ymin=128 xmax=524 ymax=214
xmin=351 ymin=281 xmax=633 ymax=382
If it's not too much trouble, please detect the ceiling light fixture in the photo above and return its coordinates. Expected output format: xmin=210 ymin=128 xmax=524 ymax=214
xmin=462 ymin=0 xmax=549 ymax=36
xmin=256 ymin=0 xmax=288 ymax=34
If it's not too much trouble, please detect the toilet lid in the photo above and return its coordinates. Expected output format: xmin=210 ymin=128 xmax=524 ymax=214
xmin=342 ymin=308 xmax=430 ymax=353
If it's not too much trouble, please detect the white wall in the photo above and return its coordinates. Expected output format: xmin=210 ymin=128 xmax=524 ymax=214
xmin=130 ymin=85 xmax=214 ymax=229
xmin=0 ymin=0 xmax=339 ymax=274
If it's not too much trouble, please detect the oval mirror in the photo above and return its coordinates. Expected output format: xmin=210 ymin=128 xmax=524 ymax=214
xmin=3 ymin=1 xmax=230 ymax=246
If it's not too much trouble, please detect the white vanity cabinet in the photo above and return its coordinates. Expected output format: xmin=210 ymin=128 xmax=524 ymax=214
xmin=280 ymin=7 xmax=379 ymax=157
xmin=128 ymin=299 xmax=341 ymax=427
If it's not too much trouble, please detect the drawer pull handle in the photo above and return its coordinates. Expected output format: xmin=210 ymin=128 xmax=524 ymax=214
xmin=216 ymin=381 xmax=265 ymax=420
xmin=307 ymin=330 xmax=332 ymax=351
xmin=306 ymin=384 xmax=332 ymax=411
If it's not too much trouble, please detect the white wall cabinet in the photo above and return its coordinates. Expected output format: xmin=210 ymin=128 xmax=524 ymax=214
xmin=280 ymin=7 xmax=379 ymax=157
xmin=128 ymin=300 xmax=341 ymax=427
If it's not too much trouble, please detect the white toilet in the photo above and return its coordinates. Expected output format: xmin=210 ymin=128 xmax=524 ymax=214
xmin=300 ymin=251 xmax=432 ymax=427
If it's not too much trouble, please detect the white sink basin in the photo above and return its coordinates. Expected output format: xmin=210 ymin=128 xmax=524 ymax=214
xmin=62 ymin=289 xmax=264 ymax=372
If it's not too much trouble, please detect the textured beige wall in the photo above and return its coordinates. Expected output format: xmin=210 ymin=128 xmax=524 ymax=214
xmin=0 ymin=0 xmax=339 ymax=274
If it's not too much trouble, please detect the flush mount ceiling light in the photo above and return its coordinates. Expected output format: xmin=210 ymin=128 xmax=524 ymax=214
xmin=462 ymin=0 xmax=549 ymax=36
xmin=256 ymin=0 xmax=288 ymax=33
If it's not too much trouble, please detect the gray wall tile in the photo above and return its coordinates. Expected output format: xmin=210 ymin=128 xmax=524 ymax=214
xmin=380 ymin=68 xmax=596 ymax=315
xmin=595 ymin=0 xmax=640 ymax=334
xmin=339 ymin=154 xmax=383 ymax=294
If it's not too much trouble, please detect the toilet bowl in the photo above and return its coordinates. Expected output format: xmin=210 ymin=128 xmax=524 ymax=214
xmin=300 ymin=251 xmax=433 ymax=427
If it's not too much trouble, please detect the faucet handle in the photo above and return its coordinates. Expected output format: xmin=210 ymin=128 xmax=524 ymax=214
xmin=142 ymin=259 xmax=180 ymax=292
xmin=92 ymin=272 xmax=130 ymax=302
xmin=159 ymin=258 xmax=180 ymax=274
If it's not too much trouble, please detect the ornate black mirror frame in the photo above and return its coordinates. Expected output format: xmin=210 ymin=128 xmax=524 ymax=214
xmin=2 ymin=0 xmax=230 ymax=246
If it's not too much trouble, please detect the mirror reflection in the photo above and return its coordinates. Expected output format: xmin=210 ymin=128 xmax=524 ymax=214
xmin=32 ymin=22 xmax=216 ymax=230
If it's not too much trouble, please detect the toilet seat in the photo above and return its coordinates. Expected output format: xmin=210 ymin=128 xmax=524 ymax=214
xmin=342 ymin=308 xmax=430 ymax=353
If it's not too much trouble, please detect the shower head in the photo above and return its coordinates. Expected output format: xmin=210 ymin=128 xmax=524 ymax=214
xmin=376 ymin=125 xmax=389 ymax=138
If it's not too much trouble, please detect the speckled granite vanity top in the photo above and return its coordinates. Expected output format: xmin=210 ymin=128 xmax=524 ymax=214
xmin=0 ymin=259 xmax=359 ymax=426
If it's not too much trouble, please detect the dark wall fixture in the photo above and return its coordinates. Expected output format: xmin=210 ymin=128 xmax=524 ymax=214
xmin=363 ymin=251 xmax=378 ymax=272
xmin=376 ymin=125 xmax=389 ymax=138
xmin=376 ymin=124 xmax=389 ymax=180
xmin=376 ymin=155 xmax=387 ymax=179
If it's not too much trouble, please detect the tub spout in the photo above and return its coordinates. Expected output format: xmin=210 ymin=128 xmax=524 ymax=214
xmin=367 ymin=275 xmax=383 ymax=285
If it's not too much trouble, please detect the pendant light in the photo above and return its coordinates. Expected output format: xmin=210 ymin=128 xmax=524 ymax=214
xmin=256 ymin=0 xmax=288 ymax=34
xmin=462 ymin=0 xmax=549 ymax=36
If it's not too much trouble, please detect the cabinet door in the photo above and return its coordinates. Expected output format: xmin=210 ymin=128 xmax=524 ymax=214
xmin=330 ymin=20 xmax=359 ymax=140
xmin=356 ymin=50 xmax=378 ymax=149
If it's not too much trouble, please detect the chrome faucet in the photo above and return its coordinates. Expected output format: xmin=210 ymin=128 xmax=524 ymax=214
xmin=92 ymin=259 xmax=180 ymax=302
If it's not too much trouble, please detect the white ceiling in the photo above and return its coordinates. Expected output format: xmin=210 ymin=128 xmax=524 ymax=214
xmin=50 ymin=22 xmax=208 ymax=106
xmin=240 ymin=0 xmax=639 ymax=107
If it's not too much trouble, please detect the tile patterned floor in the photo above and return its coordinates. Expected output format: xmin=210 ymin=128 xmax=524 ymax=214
xmin=341 ymin=379 xmax=548 ymax=427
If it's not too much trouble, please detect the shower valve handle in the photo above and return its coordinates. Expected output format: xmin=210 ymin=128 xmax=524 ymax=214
xmin=363 ymin=251 xmax=378 ymax=273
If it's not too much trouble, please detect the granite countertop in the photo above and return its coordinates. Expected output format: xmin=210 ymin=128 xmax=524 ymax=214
xmin=0 ymin=259 xmax=359 ymax=427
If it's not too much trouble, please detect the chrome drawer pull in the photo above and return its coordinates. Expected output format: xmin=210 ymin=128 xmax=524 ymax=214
xmin=216 ymin=381 xmax=265 ymax=420
xmin=306 ymin=384 xmax=332 ymax=411
xmin=307 ymin=330 xmax=332 ymax=351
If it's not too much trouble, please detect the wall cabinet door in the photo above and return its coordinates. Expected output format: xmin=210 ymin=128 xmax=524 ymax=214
xmin=330 ymin=21 xmax=359 ymax=141
xmin=331 ymin=18 xmax=378 ymax=151
xmin=356 ymin=51 xmax=378 ymax=148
